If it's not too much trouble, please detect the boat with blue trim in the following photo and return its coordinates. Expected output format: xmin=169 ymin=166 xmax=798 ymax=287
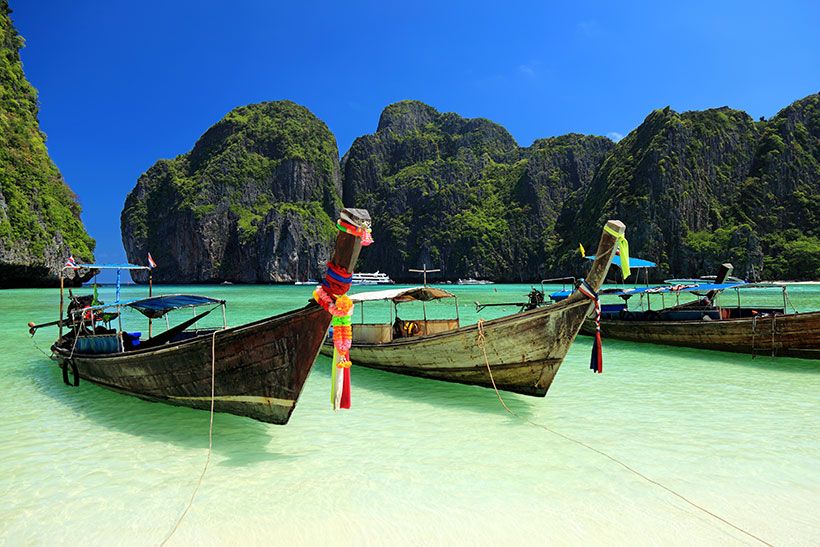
xmin=33 ymin=208 xmax=372 ymax=424
xmin=551 ymin=264 xmax=820 ymax=359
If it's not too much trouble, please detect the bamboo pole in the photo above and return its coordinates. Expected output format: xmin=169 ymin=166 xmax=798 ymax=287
xmin=59 ymin=271 xmax=65 ymax=338
xmin=148 ymin=270 xmax=153 ymax=337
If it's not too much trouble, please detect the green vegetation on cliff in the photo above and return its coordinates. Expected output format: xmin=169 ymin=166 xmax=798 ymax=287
xmin=121 ymin=100 xmax=341 ymax=283
xmin=0 ymin=1 xmax=94 ymax=285
xmin=121 ymin=93 xmax=818 ymax=283
xmin=343 ymin=101 xmax=614 ymax=280
xmin=558 ymin=94 xmax=819 ymax=280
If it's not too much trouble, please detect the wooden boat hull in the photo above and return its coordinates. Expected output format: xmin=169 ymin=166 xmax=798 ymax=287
xmin=322 ymin=295 xmax=597 ymax=396
xmin=320 ymin=219 xmax=626 ymax=396
xmin=52 ymin=304 xmax=331 ymax=424
xmin=581 ymin=311 xmax=820 ymax=359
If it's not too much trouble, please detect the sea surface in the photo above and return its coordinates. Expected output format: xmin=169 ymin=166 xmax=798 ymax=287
xmin=1 ymin=283 xmax=818 ymax=545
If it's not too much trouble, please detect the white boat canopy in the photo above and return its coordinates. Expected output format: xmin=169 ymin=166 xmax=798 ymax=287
xmin=348 ymin=286 xmax=456 ymax=303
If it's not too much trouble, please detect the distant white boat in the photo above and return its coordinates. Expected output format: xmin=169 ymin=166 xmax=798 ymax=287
xmin=457 ymin=278 xmax=494 ymax=285
xmin=352 ymin=271 xmax=394 ymax=285
xmin=294 ymin=279 xmax=318 ymax=286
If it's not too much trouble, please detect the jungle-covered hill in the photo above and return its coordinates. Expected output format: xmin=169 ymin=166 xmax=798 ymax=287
xmin=121 ymin=100 xmax=342 ymax=283
xmin=555 ymin=94 xmax=819 ymax=281
xmin=342 ymin=100 xmax=614 ymax=281
xmin=344 ymin=94 xmax=819 ymax=281
xmin=0 ymin=1 xmax=95 ymax=287
xmin=123 ymin=93 xmax=818 ymax=283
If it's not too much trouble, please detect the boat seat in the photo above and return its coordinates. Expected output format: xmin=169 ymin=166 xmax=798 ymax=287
xmin=74 ymin=333 xmax=123 ymax=354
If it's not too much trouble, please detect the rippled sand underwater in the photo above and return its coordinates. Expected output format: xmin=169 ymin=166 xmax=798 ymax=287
xmin=1 ymin=284 xmax=818 ymax=545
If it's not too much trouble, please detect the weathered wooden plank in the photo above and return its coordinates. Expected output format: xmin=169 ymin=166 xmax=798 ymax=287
xmin=581 ymin=311 xmax=820 ymax=359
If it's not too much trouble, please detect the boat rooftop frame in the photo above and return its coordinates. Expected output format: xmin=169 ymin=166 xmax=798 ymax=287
xmin=63 ymin=263 xmax=151 ymax=271
xmin=348 ymin=286 xmax=457 ymax=304
xmin=73 ymin=293 xmax=226 ymax=317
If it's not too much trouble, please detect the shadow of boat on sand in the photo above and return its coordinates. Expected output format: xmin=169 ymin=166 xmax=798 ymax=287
xmin=312 ymin=354 xmax=538 ymax=420
xmin=593 ymin=336 xmax=820 ymax=375
xmin=24 ymin=358 xmax=298 ymax=466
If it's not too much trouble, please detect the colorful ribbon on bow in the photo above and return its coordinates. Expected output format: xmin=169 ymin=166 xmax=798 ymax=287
xmin=604 ymin=224 xmax=630 ymax=279
xmin=322 ymin=261 xmax=353 ymax=296
xmin=578 ymin=280 xmax=603 ymax=374
xmin=337 ymin=219 xmax=373 ymax=246
xmin=314 ymin=287 xmax=355 ymax=409
xmin=311 ymin=217 xmax=375 ymax=410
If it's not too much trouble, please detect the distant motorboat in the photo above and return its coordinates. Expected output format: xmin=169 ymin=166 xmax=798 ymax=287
xmin=352 ymin=271 xmax=393 ymax=285
xmin=294 ymin=279 xmax=318 ymax=286
xmin=457 ymin=278 xmax=494 ymax=285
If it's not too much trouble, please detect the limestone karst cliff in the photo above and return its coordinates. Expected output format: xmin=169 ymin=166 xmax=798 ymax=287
xmin=0 ymin=1 xmax=95 ymax=287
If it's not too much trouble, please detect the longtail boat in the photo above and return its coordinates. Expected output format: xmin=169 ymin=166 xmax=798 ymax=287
xmin=559 ymin=264 xmax=820 ymax=359
xmin=34 ymin=208 xmax=371 ymax=424
xmin=320 ymin=220 xmax=627 ymax=396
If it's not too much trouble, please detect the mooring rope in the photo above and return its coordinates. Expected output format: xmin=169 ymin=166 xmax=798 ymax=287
xmin=751 ymin=315 xmax=758 ymax=358
xmin=67 ymin=316 xmax=83 ymax=359
xmin=475 ymin=319 xmax=774 ymax=547
xmin=160 ymin=330 xmax=217 ymax=546
xmin=771 ymin=315 xmax=776 ymax=358
xmin=30 ymin=336 xmax=52 ymax=360
xmin=784 ymin=290 xmax=798 ymax=314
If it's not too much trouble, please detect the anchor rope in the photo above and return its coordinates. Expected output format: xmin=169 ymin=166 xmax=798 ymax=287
xmin=475 ymin=319 xmax=774 ymax=547
xmin=784 ymin=290 xmax=798 ymax=314
xmin=751 ymin=315 xmax=757 ymax=358
xmin=771 ymin=315 xmax=776 ymax=358
xmin=161 ymin=330 xmax=217 ymax=546
xmin=30 ymin=336 xmax=52 ymax=360
xmin=67 ymin=315 xmax=83 ymax=359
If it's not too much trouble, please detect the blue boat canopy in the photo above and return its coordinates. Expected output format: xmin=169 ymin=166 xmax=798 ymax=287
xmin=76 ymin=294 xmax=225 ymax=318
xmin=127 ymin=294 xmax=225 ymax=318
xmin=549 ymin=282 xmax=746 ymax=301
xmin=585 ymin=255 xmax=656 ymax=269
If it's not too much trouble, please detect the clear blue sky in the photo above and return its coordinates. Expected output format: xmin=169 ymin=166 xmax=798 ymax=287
xmin=10 ymin=0 xmax=819 ymax=267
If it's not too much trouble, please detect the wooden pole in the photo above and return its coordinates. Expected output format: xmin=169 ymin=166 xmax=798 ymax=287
xmin=408 ymin=264 xmax=440 ymax=287
xmin=408 ymin=264 xmax=440 ymax=327
xmin=59 ymin=271 xmax=65 ymax=338
xmin=148 ymin=270 xmax=153 ymax=337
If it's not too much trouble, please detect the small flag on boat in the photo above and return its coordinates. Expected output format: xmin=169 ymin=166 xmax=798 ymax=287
xmin=147 ymin=253 xmax=157 ymax=269
xmin=65 ymin=255 xmax=78 ymax=269
xmin=578 ymin=243 xmax=585 ymax=257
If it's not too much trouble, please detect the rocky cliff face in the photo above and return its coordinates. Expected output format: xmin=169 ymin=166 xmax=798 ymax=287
xmin=342 ymin=101 xmax=613 ymax=281
xmin=0 ymin=1 xmax=95 ymax=287
xmin=121 ymin=94 xmax=818 ymax=284
xmin=121 ymin=101 xmax=341 ymax=283
xmin=557 ymin=93 xmax=819 ymax=280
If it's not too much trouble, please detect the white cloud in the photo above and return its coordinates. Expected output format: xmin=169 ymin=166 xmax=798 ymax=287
xmin=518 ymin=64 xmax=536 ymax=77
xmin=607 ymin=132 xmax=624 ymax=142
xmin=577 ymin=20 xmax=599 ymax=37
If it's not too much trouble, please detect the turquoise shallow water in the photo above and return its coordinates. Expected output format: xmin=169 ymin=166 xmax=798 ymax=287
xmin=1 ymin=283 xmax=818 ymax=545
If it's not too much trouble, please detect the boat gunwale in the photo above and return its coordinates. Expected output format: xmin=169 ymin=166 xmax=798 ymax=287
xmin=340 ymin=295 xmax=593 ymax=349
xmin=52 ymin=302 xmax=325 ymax=361
xmin=591 ymin=309 xmax=820 ymax=329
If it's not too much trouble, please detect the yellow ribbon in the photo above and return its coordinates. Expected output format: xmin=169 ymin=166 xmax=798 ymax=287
xmin=603 ymin=224 xmax=630 ymax=279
